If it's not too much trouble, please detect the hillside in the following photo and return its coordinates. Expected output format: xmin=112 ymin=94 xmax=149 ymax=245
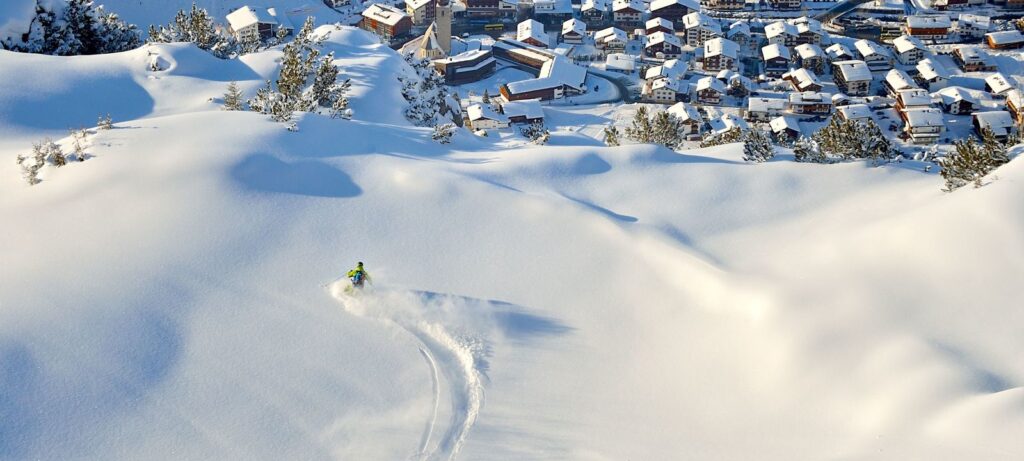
xmin=1 ymin=25 xmax=1023 ymax=461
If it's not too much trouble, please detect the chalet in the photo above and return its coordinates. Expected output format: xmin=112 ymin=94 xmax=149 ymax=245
xmin=705 ymin=0 xmax=745 ymax=10
xmin=500 ymin=54 xmax=588 ymax=101
xmin=891 ymin=35 xmax=927 ymax=65
xmin=854 ymin=39 xmax=894 ymax=71
xmin=935 ymin=86 xmax=977 ymax=115
xmin=703 ymin=38 xmax=739 ymax=72
xmin=709 ymin=113 xmax=749 ymax=134
xmin=534 ymin=0 xmax=574 ymax=24
xmin=581 ymin=0 xmax=610 ymax=24
xmin=667 ymin=102 xmax=703 ymax=136
xmin=682 ymin=12 xmax=721 ymax=47
xmin=561 ymin=19 xmax=586 ymax=44
xmin=434 ymin=49 xmax=496 ymax=84
xmin=605 ymin=53 xmax=636 ymax=74
xmin=788 ymin=91 xmax=832 ymax=116
xmin=726 ymin=22 xmax=752 ymax=51
xmin=973 ymin=111 xmax=1017 ymax=142
xmin=594 ymin=27 xmax=628 ymax=51
xmin=500 ymin=100 xmax=545 ymax=124
xmin=226 ymin=6 xmax=292 ymax=42
xmin=905 ymin=15 xmax=952 ymax=41
xmin=832 ymin=60 xmax=872 ymax=96
xmin=793 ymin=17 xmax=827 ymax=46
xmin=406 ymin=0 xmax=436 ymax=26
xmin=931 ymin=0 xmax=969 ymax=9
xmin=769 ymin=116 xmax=802 ymax=141
xmin=825 ymin=43 xmax=856 ymax=62
xmin=747 ymin=97 xmax=788 ymax=121
xmin=646 ymin=32 xmax=683 ymax=59
xmin=360 ymin=4 xmax=412 ymax=41
xmin=915 ymin=58 xmax=951 ymax=91
xmin=465 ymin=0 xmax=507 ymax=18
xmin=956 ymin=14 xmax=990 ymax=40
xmin=884 ymin=69 xmax=920 ymax=97
xmin=467 ymin=104 xmax=509 ymax=130
xmin=986 ymin=30 xmax=1024 ymax=50
xmin=837 ymin=104 xmax=873 ymax=122
xmin=645 ymin=59 xmax=688 ymax=81
xmin=761 ymin=44 xmax=791 ymax=78
xmin=517 ymin=20 xmax=549 ymax=48
xmin=794 ymin=43 xmax=825 ymax=72
xmin=695 ymin=76 xmax=727 ymax=105
xmin=902 ymin=108 xmax=945 ymax=144
xmin=768 ymin=0 xmax=802 ymax=10
xmin=783 ymin=68 xmax=824 ymax=92
xmin=612 ymin=0 xmax=644 ymax=29
xmin=765 ymin=21 xmax=799 ymax=47
xmin=643 ymin=77 xmax=685 ymax=103
xmin=953 ymin=47 xmax=997 ymax=72
xmin=985 ymin=73 xmax=1015 ymax=97
xmin=650 ymin=0 xmax=700 ymax=29
xmin=646 ymin=17 xmax=675 ymax=36
xmin=1007 ymin=89 xmax=1024 ymax=125
xmin=896 ymin=89 xmax=934 ymax=114
xmin=724 ymin=73 xmax=755 ymax=97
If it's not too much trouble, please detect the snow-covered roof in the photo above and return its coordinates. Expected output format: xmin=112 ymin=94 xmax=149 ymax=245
xmin=501 ymin=100 xmax=545 ymax=119
xmin=973 ymin=110 xmax=1014 ymax=133
xmin=892 ymin=35 xmax=926 ymax=54
xmin=646 ymin=17 xmax=674 ymax=31
xmin=789 ymin=91 xmax=831 ymax=104
xmin=582 ymin=0 xmax=610 ymax=11
xmin=1007 ymin=89 xmax=1024 ymax=109
xmin=854 ymin=39 xmax=891 ymax=59
xmin=682 ymin=12 xmax=719 ymax=34
xmin=727 ymin=21 xmax=750 ymax=38
xmin=748 ymin=97 xmax=787 ymax=113
xmin=986 ymin=30 xmax=1024 ymax=46
xmin=885 ymin=69 xmax=918 ymax=92
xmin=935 ymin=86 xmax=978 ymax=105
xmin=897 ymin=88 xmax=932 ymax=107
xmin=518 ymin=19 xmax=548 ymax=46
xmin=563 ymin=18 xmax=586 ymax=36
xmin=468 ymin=103 xmax=508 ymax=122
xmin=906 ymin=15 xmax=951 ymax=29
xmin=837 ymin=104 xmax=873 ymax=121
xmin=650 ymin=0 xmax=700 ymax=12
xmin=916 ymin=58 xmax=950 ymax=81
xmin=762 ymin=43 xmax=790 ymax=61
xmin=705 ymin=38 xmax=738 ymax=59
xmin=667 ymin=102 xmax=701 ymax=122
xmin=794 ymin=43 xmax=824 ymax=60
xmin=769 ymin=116 xmax=800 ymax=134
xmin=506 ymin=54 xmax=587 ymax=93
xmin=696 ymin=76 xmax=726 ymax=92
xmin=833 ymin=60 xmax=872 ymax=82
xmin=613 ymin=0 xmax=644 ymax=13
xmin=765 ymin=21 xmax=797 ymax=39
xmin=709 ymin=113 xmax=748 ymax=134
xmin=957 ymin=13 xmax=990 ymax=30
xmin=955 ymin=47 xmax=991 ymax=64
xmin=785 ymin=68 xmax=822 ymax=89
xmin=985 ymin=73 xmax=1014 ymax=95
xmin=227 ymin=6 xmax=278 ymax=30
xmin=825 ymin=43 xmax=854 ymax=60
xmin=647 ymin=31 xmax=682 ymax=49
xmin=605 ymin=52 xmax=635 ymax=71
xmin=362 ymin=4 xmax=408 ymax=27
xmin=651 ymin=78 xmax=682 ymax=92
xmin=594 ymin=27 xmax=627 ymax=43
xmin=408 ymin=0 xmax=433 ymax=10
xmin=903 ymin=108 xmax=944 ymax=128
xmin=794 ymin=17 xmax=824 ymax=36
xmin=645 ymin=58 xmax=687 ymax=79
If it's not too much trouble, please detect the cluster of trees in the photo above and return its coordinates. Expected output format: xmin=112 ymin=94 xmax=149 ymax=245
xmin=940 ymin=129 xmax=1011 ymax=191
xmin=240 ymin=18 xmax=351 ymax=127
xmin=521 ymin=122 xmax=550 ymax=145
xmin=432 ymin=123 xmax=455 ymax=144
xmin=699 ymin=127 xmax=745 ymax=148
xmin=795 ymin=116 xmax=898 ymax=165
xmin=146 ymin=3 xmax=236 ymax=58
xmin=400 ymin=55 xmax=453 ymax=127
xmin=1 ymin=0 xmax=140 ymax=55
xmin=624 ymin=107 xmax=685 ymax=149
xmin=16 ymin=126 xmax=94 ymax=185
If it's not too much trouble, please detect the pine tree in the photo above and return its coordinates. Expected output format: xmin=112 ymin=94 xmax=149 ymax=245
xmin=858 ymin=119 xmax=896 ymax=165
xmin=148 ymin=3 xmax=235 ymax=58
xmin=793 ymin=136 xmax=828 ymax=163
xmin=743 ymin=129 xmax=774 ymax=163
xmin=625 ymin=107 xmax=654 ymax=143
xmin=651 ymin=111 xmax=682 ymax=149
xmin=521 ymin=122 xmax=550 ymax=144
xmin=700 ymin=127 xmax=745 ymax=148
xmin=603 ymin=126 xmax=620 ymax=147
xmin=432 ymin=123 xmax=455 ymax=144
xmin=310 ymin=52 xmax=339 ymax=107
xmin=1 ymin=0 xmax=139 ymax=55
xmin=941 ymin=137 xmax=992 ymax=191
xmin=482 ymin=90 xmax=490 ymax=104
xmin=980 ymin=127 xmax=1009 ymax=166
xmin=70 ymin=128 xmax=88 ymax=161
xmin=223 ymin=82 xmax=244 ymax=110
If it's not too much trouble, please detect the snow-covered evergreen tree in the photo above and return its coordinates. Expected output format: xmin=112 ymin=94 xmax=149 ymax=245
xmin=432 ymin=123 xmax=455 ymax=144
xmin=97 ymin=114 xmax=112 ymax=130
xmin=793 ymin=136 xmax=828 ymax=163
xmin=651 ymin=111 xmax=682 ymax=149
xmin=980 ymin=127 xmax=1009 ymax=166
xmin=603 ymin=126 xmax=620 ymax=147
xmin=699 ymin=127 xmax=745 ymax=148
xmin=521 ymin=122 xmax=550 ymax=144
xmin=223 ymin=82 xmax=244 ymax=110
xmin=742 ymin=129 xmax=774 ymax=163
xmin=1 ymin=0 xmax=140 ymax=55
xmin=400 ymin=55 xmax=451 ymax=126
xmin=941 ymin=137 xmax=992 ymax=191
xmin=70 ymin=128 xmax=88 ymax=161
xmin=147 ymin=3 xmax=235 ymax=58
xmin=625 ymin=107 xmax=654 ymax=143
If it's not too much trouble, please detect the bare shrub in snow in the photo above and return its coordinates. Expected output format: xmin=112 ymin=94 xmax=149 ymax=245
xmin=433 ymin=123 xmax=455 ymax=144
xmin=97 ymin=114 xmax=113 ymax=130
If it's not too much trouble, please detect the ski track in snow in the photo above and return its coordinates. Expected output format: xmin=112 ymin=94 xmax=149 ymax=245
xmin=329 ymin=285 xmax=486 ymax=461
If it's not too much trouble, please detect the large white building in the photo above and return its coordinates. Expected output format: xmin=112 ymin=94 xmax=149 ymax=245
xmin=226 ymin=6 xmax=293 ymax=42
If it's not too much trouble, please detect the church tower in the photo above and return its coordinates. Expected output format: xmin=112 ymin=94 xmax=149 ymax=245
xmin=435 ymin=0 xmax=452 ymax=55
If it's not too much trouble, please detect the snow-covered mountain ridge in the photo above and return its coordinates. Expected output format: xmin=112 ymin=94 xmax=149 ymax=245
xmin=1 ymin=23 xmax=1023 ymax=461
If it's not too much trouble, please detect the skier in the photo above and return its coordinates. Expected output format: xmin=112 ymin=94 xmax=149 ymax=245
xmin=347 ymin=262 xmax=371 ymax=289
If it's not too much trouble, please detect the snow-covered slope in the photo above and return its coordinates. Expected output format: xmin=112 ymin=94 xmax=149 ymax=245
xmin=2 ymin=26 xmax=1023 ymax=461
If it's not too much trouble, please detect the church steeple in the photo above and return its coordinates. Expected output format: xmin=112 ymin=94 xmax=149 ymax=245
xmin=434 ymin=0 xmax=451 ymax=55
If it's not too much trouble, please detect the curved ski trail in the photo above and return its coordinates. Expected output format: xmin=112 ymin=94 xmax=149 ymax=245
xmin=329 ymin=285 xmax=487 ymax=461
